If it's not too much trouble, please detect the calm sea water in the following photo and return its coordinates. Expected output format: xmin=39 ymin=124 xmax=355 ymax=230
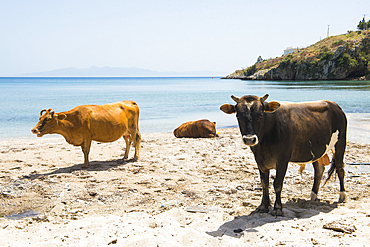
xmin=0 ymin=77 xmax=369 ymax=143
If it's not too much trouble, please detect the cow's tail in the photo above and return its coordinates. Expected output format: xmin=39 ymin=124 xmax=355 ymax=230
xmin=323 ymin=158 xmax=336 ymax=187
xmin=298 ymin=164 xmax=306 ymax=175
xmin=136 ymin=129 xmax=141 ymax=147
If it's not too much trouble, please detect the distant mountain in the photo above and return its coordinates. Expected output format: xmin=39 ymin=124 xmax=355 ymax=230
xmin=19 ymin=66 xmax=226 ymax=77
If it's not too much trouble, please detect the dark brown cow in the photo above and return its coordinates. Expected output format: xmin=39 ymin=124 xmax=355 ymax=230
xmin=174 ymin=119 xmax=218 ymax=138
xmin=32 ymin=100 xmax=141 ymax=168
xmin=221 ymin=94 xmax=347 ymax=216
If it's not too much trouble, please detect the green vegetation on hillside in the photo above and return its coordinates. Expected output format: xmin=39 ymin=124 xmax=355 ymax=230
xmin=228 ymin=29 xmax=370 ymax=80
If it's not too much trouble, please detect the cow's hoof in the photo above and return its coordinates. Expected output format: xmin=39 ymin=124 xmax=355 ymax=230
xmin=310 ymin=191 xmax=318 ymax=201
xmin=82 ymin=165 xmax=89 ymax=169
xmin=255 ymin=204 xmax=270 ymax=213
xmin=271 ymin=208 xmax=284 ymax=216
xmin=338 ymin=191 xmax=347 ymax=203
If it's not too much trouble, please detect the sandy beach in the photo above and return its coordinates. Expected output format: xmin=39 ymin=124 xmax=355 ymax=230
xmin=1 ymin=127 xmax=370 ymax=246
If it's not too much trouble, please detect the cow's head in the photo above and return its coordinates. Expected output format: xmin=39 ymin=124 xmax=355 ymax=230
xmin=31 ymin=109 xmax=66 ymax=137
xmin=220 ymin=94 xmax=280 ymax=146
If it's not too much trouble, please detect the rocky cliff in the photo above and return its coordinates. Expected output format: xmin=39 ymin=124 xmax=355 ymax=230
xmin=224 ymin=30 xmax=370 ymax=80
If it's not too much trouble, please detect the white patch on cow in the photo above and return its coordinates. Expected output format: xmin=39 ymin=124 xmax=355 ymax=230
xmin=325 ymin=130 xmax=339 ymax=154
xmin=296 ymin=130 xmax=340 ymax=166
xmin=310 ymin=191 xmax=318 ymax=201
xmin=242 ymin=134 xmax=259 ymax=146
xmin=245 ymin=101 xmax=254 ymax=110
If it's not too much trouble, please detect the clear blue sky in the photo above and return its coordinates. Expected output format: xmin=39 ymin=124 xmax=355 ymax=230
xmin=1 ymin=0 xmax=369 ymax=76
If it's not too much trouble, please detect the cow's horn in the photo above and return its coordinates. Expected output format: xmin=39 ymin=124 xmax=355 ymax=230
xmin=48 ymin=109 xmax=55 ymax=118
xmin=260 ymin=94 xmax=269 ymax=103
xmin=40 ymin=109 xmax=47 ymax=116
xmin=231 ymin=95 xmax=240 ymax=103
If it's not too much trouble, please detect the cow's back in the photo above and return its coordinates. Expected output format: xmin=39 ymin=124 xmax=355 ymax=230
xmin=276 ymin=100 xmax=347 ymax=163
xmin=174 ymin=119 xmax=216 ymax=138
xmin=79 ymin=100 xmax=139 ymax=142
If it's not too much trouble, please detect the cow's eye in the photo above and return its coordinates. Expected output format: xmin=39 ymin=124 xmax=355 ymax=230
xmin=257 ymin=115 xmax=263 ymax=121
xmin=42 ymin=118 xmax=51 ymax=125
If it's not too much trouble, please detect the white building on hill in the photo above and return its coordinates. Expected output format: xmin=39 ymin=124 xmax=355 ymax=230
xmin=284 ymin=46 xmax=303 ymax=55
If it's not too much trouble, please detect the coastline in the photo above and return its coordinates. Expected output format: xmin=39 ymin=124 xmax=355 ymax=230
xmin=1 ymin=128 xmax=370 ymax=246
xmin=2 ymin=112 xmax=369 ymax=144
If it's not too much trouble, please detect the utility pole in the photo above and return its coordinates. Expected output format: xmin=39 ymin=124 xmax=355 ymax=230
xmin=327 ymin=25 xmax=330 ymax=37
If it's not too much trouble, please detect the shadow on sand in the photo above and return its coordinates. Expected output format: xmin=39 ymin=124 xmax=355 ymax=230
xmin=207 ymin=199 xmax=339 ymax=238
xmin=20 ymin=158 xmax=137 ymax=181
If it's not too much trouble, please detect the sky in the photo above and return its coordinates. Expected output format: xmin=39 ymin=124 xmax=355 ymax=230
xmin=1 ymin=0 xmax=369 ymax=76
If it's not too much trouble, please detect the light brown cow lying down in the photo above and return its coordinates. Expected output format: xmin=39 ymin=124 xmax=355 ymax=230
xmin=174 ymin=119 xmax=218 ymax=138
xmin=31 ymin=100 xmax=141 ymax=168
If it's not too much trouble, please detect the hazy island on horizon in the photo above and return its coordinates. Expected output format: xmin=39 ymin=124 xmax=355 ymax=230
xmin=16 ymin=66 xmax=228 ymax=77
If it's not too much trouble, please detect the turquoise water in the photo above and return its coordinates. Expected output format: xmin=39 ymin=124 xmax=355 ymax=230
xmin=0 ymin=77 xmax=369 ymax=143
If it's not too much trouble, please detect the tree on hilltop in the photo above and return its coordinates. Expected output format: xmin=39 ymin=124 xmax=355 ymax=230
xmin=358 ymin=17 xmax=370 ymax=30
xmin=256 ymin=56 xmax=264 ymax=64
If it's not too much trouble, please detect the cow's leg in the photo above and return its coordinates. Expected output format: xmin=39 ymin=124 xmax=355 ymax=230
xmin=256 ymin=168 xmax=270 ymax=213
xmin=81 ymin=141 xmax=92 ymax=168
xmin=334 ymin=141 xmax=346 ymax=203
xmin=133 ymin=130 xmax=141 ymax=160
xmin=336 ymin=163 xmax=346 ymax=203
xmin=272 ymin=163 xmax=288 ymax=216
xmin=122 ymin=135 xmax=131 ymax=160
xmin=332 ymin=133 xmax=347 ymax=202
xmin=311 ymin=161 xmax=325 ymax=201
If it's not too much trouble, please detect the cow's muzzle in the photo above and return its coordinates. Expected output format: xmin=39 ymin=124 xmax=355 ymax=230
xmin=242 ymin=135 xmax=258 ymax=146
xmin=31 ymin=128 xmax=43 ymax=137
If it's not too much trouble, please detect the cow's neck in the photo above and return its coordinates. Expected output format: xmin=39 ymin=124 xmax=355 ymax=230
xmin=261 ymin=112 xmax=277 ymax=135
xmin=53 ymin=118 xmax=77 ymax=145
xmin=250 ymin=113 xmax=278 ymax=152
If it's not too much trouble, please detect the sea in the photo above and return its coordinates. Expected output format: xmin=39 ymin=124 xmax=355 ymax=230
xmin=0 ymin=77 xmax=369 ymax=144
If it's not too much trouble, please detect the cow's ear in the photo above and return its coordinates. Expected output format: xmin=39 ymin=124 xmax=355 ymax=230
xmin=220 ymin=104 xmax=236 ymax=114
xmin=264 ymin=101 xmax=280 ymax=113
xmin=56 ymin=113 xmax=67 ymax=120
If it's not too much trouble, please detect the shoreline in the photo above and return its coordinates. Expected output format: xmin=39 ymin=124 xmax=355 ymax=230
xmin=1 ymin=128 xmax=370 ymax=246
xmin=1 ymin=119 xmax=369 ymax=144
xmin=0 ymin=128 xmax=369 ymax=165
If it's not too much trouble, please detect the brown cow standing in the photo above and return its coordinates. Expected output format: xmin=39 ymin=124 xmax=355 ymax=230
xmin=174 ymin=119 xmax=218 ymax=138
xmin=221 ymin=94 xmax=347 ymax=216
xmin=31 ymin=100 xmax=141 ymax=168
